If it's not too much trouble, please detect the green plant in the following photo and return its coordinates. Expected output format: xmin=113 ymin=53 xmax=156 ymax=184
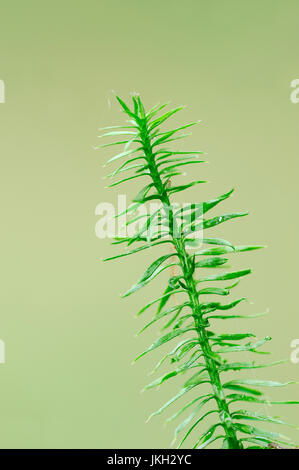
xmin=101 ymin=95 xmax=298 ymax=449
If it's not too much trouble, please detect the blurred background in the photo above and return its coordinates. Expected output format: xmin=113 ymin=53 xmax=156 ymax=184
xmin=0 ymin=0 xmax=299 ymax=448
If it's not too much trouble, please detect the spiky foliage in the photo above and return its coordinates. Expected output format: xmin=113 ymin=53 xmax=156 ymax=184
xmin=101 ymin=95 xmax=298 ymax=449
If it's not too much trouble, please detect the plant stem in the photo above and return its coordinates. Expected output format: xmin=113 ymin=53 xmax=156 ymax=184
xmin=140 ymin=121 xmax=242 ymax=449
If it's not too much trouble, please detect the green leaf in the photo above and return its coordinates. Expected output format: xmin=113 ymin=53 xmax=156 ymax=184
xmin=200 ymin=298 xmax=247 ymax=314
xmin=177 ymin=410 xmax=217 ymax=448
xmin=146 ymin=102 xmax=170 ymax=120
xmin=144 ymin=370 xmax=184 ymax=390
xmin=106 ymin=159 xmax=145 ymax=178
xmin=100 ymin=130 xmax=137 ymax=138
xmin=234 ymin=245 xmax=264 ymax=252
xmin=185 ymin=213 xmax=248 ymax=236
xmin=212 ymin=333 xmax=255 ymax=341
xmin=137 ymin=302 xmax=189 ymax=334
xmin=193 ymin=424 xmax=224 ymax=449
xmin=108 ymin=173 xmax=149 ymax=188
xmin=198 ymin=287 xmax=230 ymax=296
xmin=99 ymin=125 xmax=137 ymax=131
xmin=194 ymin=245 xmax=263 ymax=256
xmin=136 ymin=287 xmax=184 ymax=316
xmin=128 ymin=207 xmax=163 ymax=240
xmin=167 ymin=394 xmax=214 ymax=423
xmin=167 ymin=180 xmax=207 ymax=194
xmin=122 ymin=255 xmax=176 ymax=297
xmin=161 ymin=305 xmax=187 ymax=330
xmin=242 ymin=437 xmax=295 ymax=448
xmin=170 ymin=340 xmax=199 ymax=363
xmin=197 ymin=269 xmax=251 ymax=283
xmin=223 ymin=383 xmax=263 ymax=396
xmin=207 ymin=311 xmax=268 ymax=321
xmin=132 ymin=183 xmax=155 ymax=203
xmin=145 ymin=357 xmax=203 ymax=391
xmin=152 ymin=124 xmax=197 ymax=147
xmin=202 ymin=189 xmax=234 ymax=213
xmin=194 ymin=244 xmax=263 ymax=255
xmin=203 ymin=212 xmax=248 ymax=229
xmin=232 ymin=410 xmax=299 ymax=428
xmin=196 ymin=435 xmax=226 ymax=449
xmin=154 ymin=122 xmax=198 ymax=138
xmin=136 ymin=96 xmax=146 ymax=119
xmin=233 ymin=423 xmax=290 ymax=443
xmin=219 ymin=360 xmax=286 ymax=372
xmin=149 ymin=107 xmax=184 ymax=131
xmin=201 ymin=237 xmax=234 ymax=248
xmin=195 ymin=246 xmax=234 ymax=256
xmin=183 ymin=371 xmax=210 ymax=388
xmin=146 ymin=385 xmax=197 ymax=421
xmin=158 ymin=155 xmax=204 ymax=167
xmin=217 ymin=336 xmax=272 ymax=354
xmin=106 ymin=148 xmax=140 ymax=164
xmin=195 ymin=257 xmax=228 ymax=268
xmin=155 ymin=133 xmax=193 ymax=147
xmin=227 ymin=393 xmax=299 ymax=406
xmin=116 ymin=96 xmax=138 ymax=119
xmin=156 ymin=284 xmax=176 ymax=315
xmin=150 ymin=339 xmax=198 ymax=374
xmin=99 ymin=139 xmax=135 ymax=149
xmin=225 ymin=379 xmax=296 ymax=388
xmin=135 ymin=328 xmax=195 ymax=361
xmin=103 ymin=240 xmax=171 ymax=261
xmin=160 ymin=160 xmax=205 ymax=173
xmin=138 ymin=254 xmax=175 ymax=283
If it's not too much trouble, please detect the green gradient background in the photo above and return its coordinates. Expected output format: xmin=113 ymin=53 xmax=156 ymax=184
xmin=0 ymin=0 xmax=299 ymax=448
